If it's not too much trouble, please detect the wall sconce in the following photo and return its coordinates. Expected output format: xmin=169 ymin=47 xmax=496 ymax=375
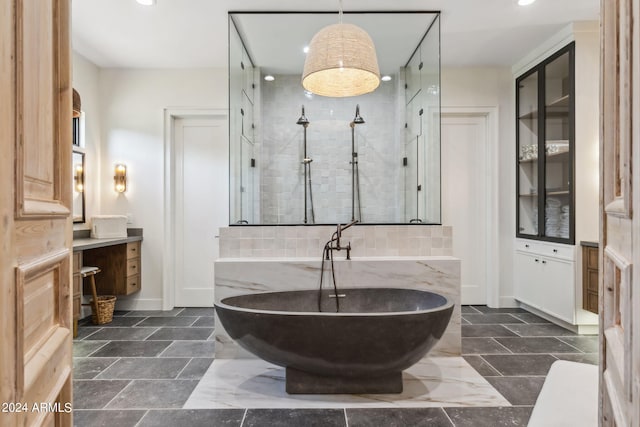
xmin=114 ymin=164 xmax=127 ymax=193
xmin=74 ymin=164 xmax=84 ymax=192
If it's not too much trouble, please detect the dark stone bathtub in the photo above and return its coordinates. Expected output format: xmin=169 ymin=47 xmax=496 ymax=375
xmin=215 ymin=288 xmax=454 ymax=394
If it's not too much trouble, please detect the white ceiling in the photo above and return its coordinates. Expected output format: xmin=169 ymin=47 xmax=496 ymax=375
xmin=72 ymin=0 xmax=599 ymax=70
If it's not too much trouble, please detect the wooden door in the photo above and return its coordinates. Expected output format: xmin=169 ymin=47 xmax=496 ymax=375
xmin=599 ymin=0 xmax=639 ymax=425
xmin=0 ymin=1 xmax=73 ymax=426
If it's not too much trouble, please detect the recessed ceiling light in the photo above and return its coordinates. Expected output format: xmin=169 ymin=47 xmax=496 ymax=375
xmin=381 ymin=75 xmax=392 ymax=82
xmin=136 ymin=0 xmax=156 ymax=5
xmin=517 ymin=0 xmax=536 ymax=5
xmin=303 ymin=46 xmax=309 ymax=54
xmin=264 ymin=75 xmax=275 ymax=82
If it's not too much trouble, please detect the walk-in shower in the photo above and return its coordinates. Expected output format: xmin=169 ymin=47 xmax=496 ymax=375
xmin=228 ymin=11 xmax=441 ymax=225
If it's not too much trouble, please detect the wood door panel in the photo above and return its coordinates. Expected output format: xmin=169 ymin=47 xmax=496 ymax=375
xmin=15 ymin=0 xmax=70 ymax=218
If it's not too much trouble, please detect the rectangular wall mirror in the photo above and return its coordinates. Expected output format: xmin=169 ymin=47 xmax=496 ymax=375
xmin=72 ymin=150 xmax=85 ymax=223
xmin=229 ymin=11 xmax=441 ymax=225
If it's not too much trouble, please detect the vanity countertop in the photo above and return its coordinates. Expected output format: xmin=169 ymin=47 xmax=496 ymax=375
xmin=73 ymin=228 xmax=143 ymax=251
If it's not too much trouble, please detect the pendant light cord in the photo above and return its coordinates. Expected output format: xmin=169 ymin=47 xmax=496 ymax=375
xmin=338 ymin=0 xmax=343 ymax=23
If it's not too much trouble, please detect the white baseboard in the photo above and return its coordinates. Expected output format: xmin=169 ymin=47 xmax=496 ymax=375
xmin=497 ymin=296 xmax=518 ymax=308
xmin=114 ymin=298 xmax=163 ymax=311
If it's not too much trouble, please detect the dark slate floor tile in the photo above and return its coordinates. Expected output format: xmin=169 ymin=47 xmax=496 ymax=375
xmin=159 ymin=341 xmax=216 ymax=357
xmin=73 ymin=340 xmax=109 ymax=357
xmin=125 ymin=308 xmax=185 ymax=317
xmin=461 ymin=305 xmax=481 ymax=314
xmin=347 ymin=408 xmax=452 ymax=427
xmin=482 ymin=354 xmax=557 ymax=376
xmin=495 ymin=337 xmax=577 ymax=353
xmin=553 ymin=352 xmax=599 ymax=365
xmin=463 ymin=355 xmax=501 ymax=377
xmin=444 ymin=407 xmax=532 ymax=427
xmin=462 ymin=324 xmax=519 ymax=337
xmin=503 ymin=323 xmax=576 ymax=337
xmin=106 ymin=380 xmax=199 ymax=409
xmin=73 ymin=380 xmax=130 ymax=409
xmin=90 ymin=316 xmax=144 ymax=328
xmin=97 ymin=358 xmax=189 ymax=379
xmin=179 ymin=307 xmax=216 ymax=317
xmin=486 ymin=376 xmax=546 ymax=405
xmin=112 ymin=310 xmax=131 ymax=317
xmin=137 ymin=409 xmax=244 ymax=427
xmin=177 ymin=358 xmax=214 ymax=379
xmin=85 ymin=327 xmax=158 ymax=341
xmin=90 ymin=341 xmax=172 ymax=357
xmin=558 ymin=336 xmax=599 ymax=353
xmin=462 ymin=338 xmax=511 ymax=354
xmin=136 ymin=316 xmax=198 ymax=327
xmin=244 ymin=409 xmax=346 ymax=427
xmin=510 ymin=312 xmax=551 ymax=324
xmin=73 ymin=357 xmax=118 ymax=379
xmin=74 ymin=327 xmax=102 ymax=340
xmin=146 ymin=327 xmax=213 ymax=340
xmin=462 ymin=314 xmax=524 ymax=324
xmin=470 ymin=306 xmax=527 ymax=314
xmin=192 ymin=316 xmax=216 ymax=327
xmin=73 ymin=410 xmax=147 ymax=427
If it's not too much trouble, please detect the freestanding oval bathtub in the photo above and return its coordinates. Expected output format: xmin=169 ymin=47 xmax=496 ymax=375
xmin=215 ymin=288 xmax=454 ymax=394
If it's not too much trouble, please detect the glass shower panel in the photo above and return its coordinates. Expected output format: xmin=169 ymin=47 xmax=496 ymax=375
xmin=420 ymin=14 xmax=441 ymax=224
xmin=517 ymin=71 xmax=539 ymax=236
xmin=229 ymin=17 xmax=243 ymax=223
xmin=544 ymin=50 xmax=571 ymax=239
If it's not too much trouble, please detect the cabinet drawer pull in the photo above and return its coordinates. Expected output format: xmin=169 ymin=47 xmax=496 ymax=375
xmin=542 ymin=260 xmax=547 ymax=264
xmin=534 ymin=258 xmax=539 ymax=262
xmin=553 ymin=249 xmax=558 ymax=253
xmin=525 ymin=244 xmax=530 ymax=248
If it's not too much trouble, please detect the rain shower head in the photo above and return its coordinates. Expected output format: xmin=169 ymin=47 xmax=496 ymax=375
xmin=296 ymin=105 xmax=309 ymax=125
xmin=353 ymin=104 xmax=365 ymax=124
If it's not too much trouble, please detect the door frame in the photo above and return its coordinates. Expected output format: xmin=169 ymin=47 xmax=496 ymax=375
xmin=163 ymin=108 xmax=228 ymax=310
xmin=441 ymin=106 xmax=499 ymax=307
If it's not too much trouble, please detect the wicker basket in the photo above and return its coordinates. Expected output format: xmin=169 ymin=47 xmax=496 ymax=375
xmin=90 ymin=295 xmax=116 ymax=325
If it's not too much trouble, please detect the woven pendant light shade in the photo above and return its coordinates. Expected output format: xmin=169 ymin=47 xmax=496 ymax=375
xmin=302 ymin=23 xmax=380 ymax=97
xmin=72 ymin=88 xmax=81 ymax=118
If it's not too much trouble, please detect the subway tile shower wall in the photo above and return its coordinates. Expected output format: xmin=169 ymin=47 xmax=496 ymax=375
xmin=218 ymin=225 xmax=453 ymax=258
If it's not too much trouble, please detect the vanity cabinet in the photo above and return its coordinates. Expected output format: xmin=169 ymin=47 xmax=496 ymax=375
xmin=82 ymin=241 xmax=141 ymax=296
xmin=516 ymin=42 xmax=575 ymax=244
xmin=72 ymin=251 xmax=82 ymax=335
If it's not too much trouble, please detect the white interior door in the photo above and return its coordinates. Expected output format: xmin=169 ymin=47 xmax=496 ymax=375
xmin=441 ymin=114 xmax=488 ymax=305
xmin=174 ymin=117 xmax=228 ymax=307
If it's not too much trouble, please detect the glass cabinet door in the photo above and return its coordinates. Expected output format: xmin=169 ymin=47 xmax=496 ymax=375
xmin=517 ymin=71 xmax=539 ymax=236
xmin=516 ymin=42 xmax=574 ymax=244
xmin=543 ymin=50 xmax=572 ymax=240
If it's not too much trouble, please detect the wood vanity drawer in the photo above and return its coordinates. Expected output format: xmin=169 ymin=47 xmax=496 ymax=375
xmin=73 ymin=251 xmax=81 ymax=273
xmin=73 ymin=296 xmax=81 ymax=318
xmin=586 ymin=247 xmax=599 ymax=269
xmin=73 ymin=275 xmax=81 ymax=295
xmin=127 ymin=242 xmax=140 ymax=260
xmin=126 ymin=275 xmax=141 ymax=294
xmin=126 ymin=258 xmax=140 ymax=277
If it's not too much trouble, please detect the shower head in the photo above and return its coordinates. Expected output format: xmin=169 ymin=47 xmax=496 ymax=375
xmin=353 ymin=104 xmax=365 ymax=125
xmin=296 ymin=105 xmax=309 ymax=125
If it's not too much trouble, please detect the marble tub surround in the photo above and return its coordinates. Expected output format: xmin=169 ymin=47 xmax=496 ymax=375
xmin=184 ymin=357 xmax=509 ymax=409
xmin=218 ymin=225 xmax=453 ymax=258
xmin=214 ymin=257 xmax=461 ymax=359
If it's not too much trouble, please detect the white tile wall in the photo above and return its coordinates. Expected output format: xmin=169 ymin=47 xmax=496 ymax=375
xmin=218 ymin=225 xmax=453 ymax=258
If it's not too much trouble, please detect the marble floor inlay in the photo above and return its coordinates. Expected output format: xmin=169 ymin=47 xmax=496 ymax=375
xmin=184 ymin=357 xmax=509 ymax=409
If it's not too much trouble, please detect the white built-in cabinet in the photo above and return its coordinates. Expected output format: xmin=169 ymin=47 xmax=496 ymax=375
xmin=512 ymin=23 xmax=599 ymax=333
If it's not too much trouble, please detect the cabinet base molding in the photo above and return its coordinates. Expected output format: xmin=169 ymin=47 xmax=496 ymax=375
xmin=517 ymin=301 xmax=596 ymax=334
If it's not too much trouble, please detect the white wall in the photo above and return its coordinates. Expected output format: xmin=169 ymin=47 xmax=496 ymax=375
xmin=72 ymin=53 xmax=102 ymax=230
xmin=97 ymin=68 xmax=227 ymax=309
xmin=441 ymin=67 xmax=516 ymax=306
